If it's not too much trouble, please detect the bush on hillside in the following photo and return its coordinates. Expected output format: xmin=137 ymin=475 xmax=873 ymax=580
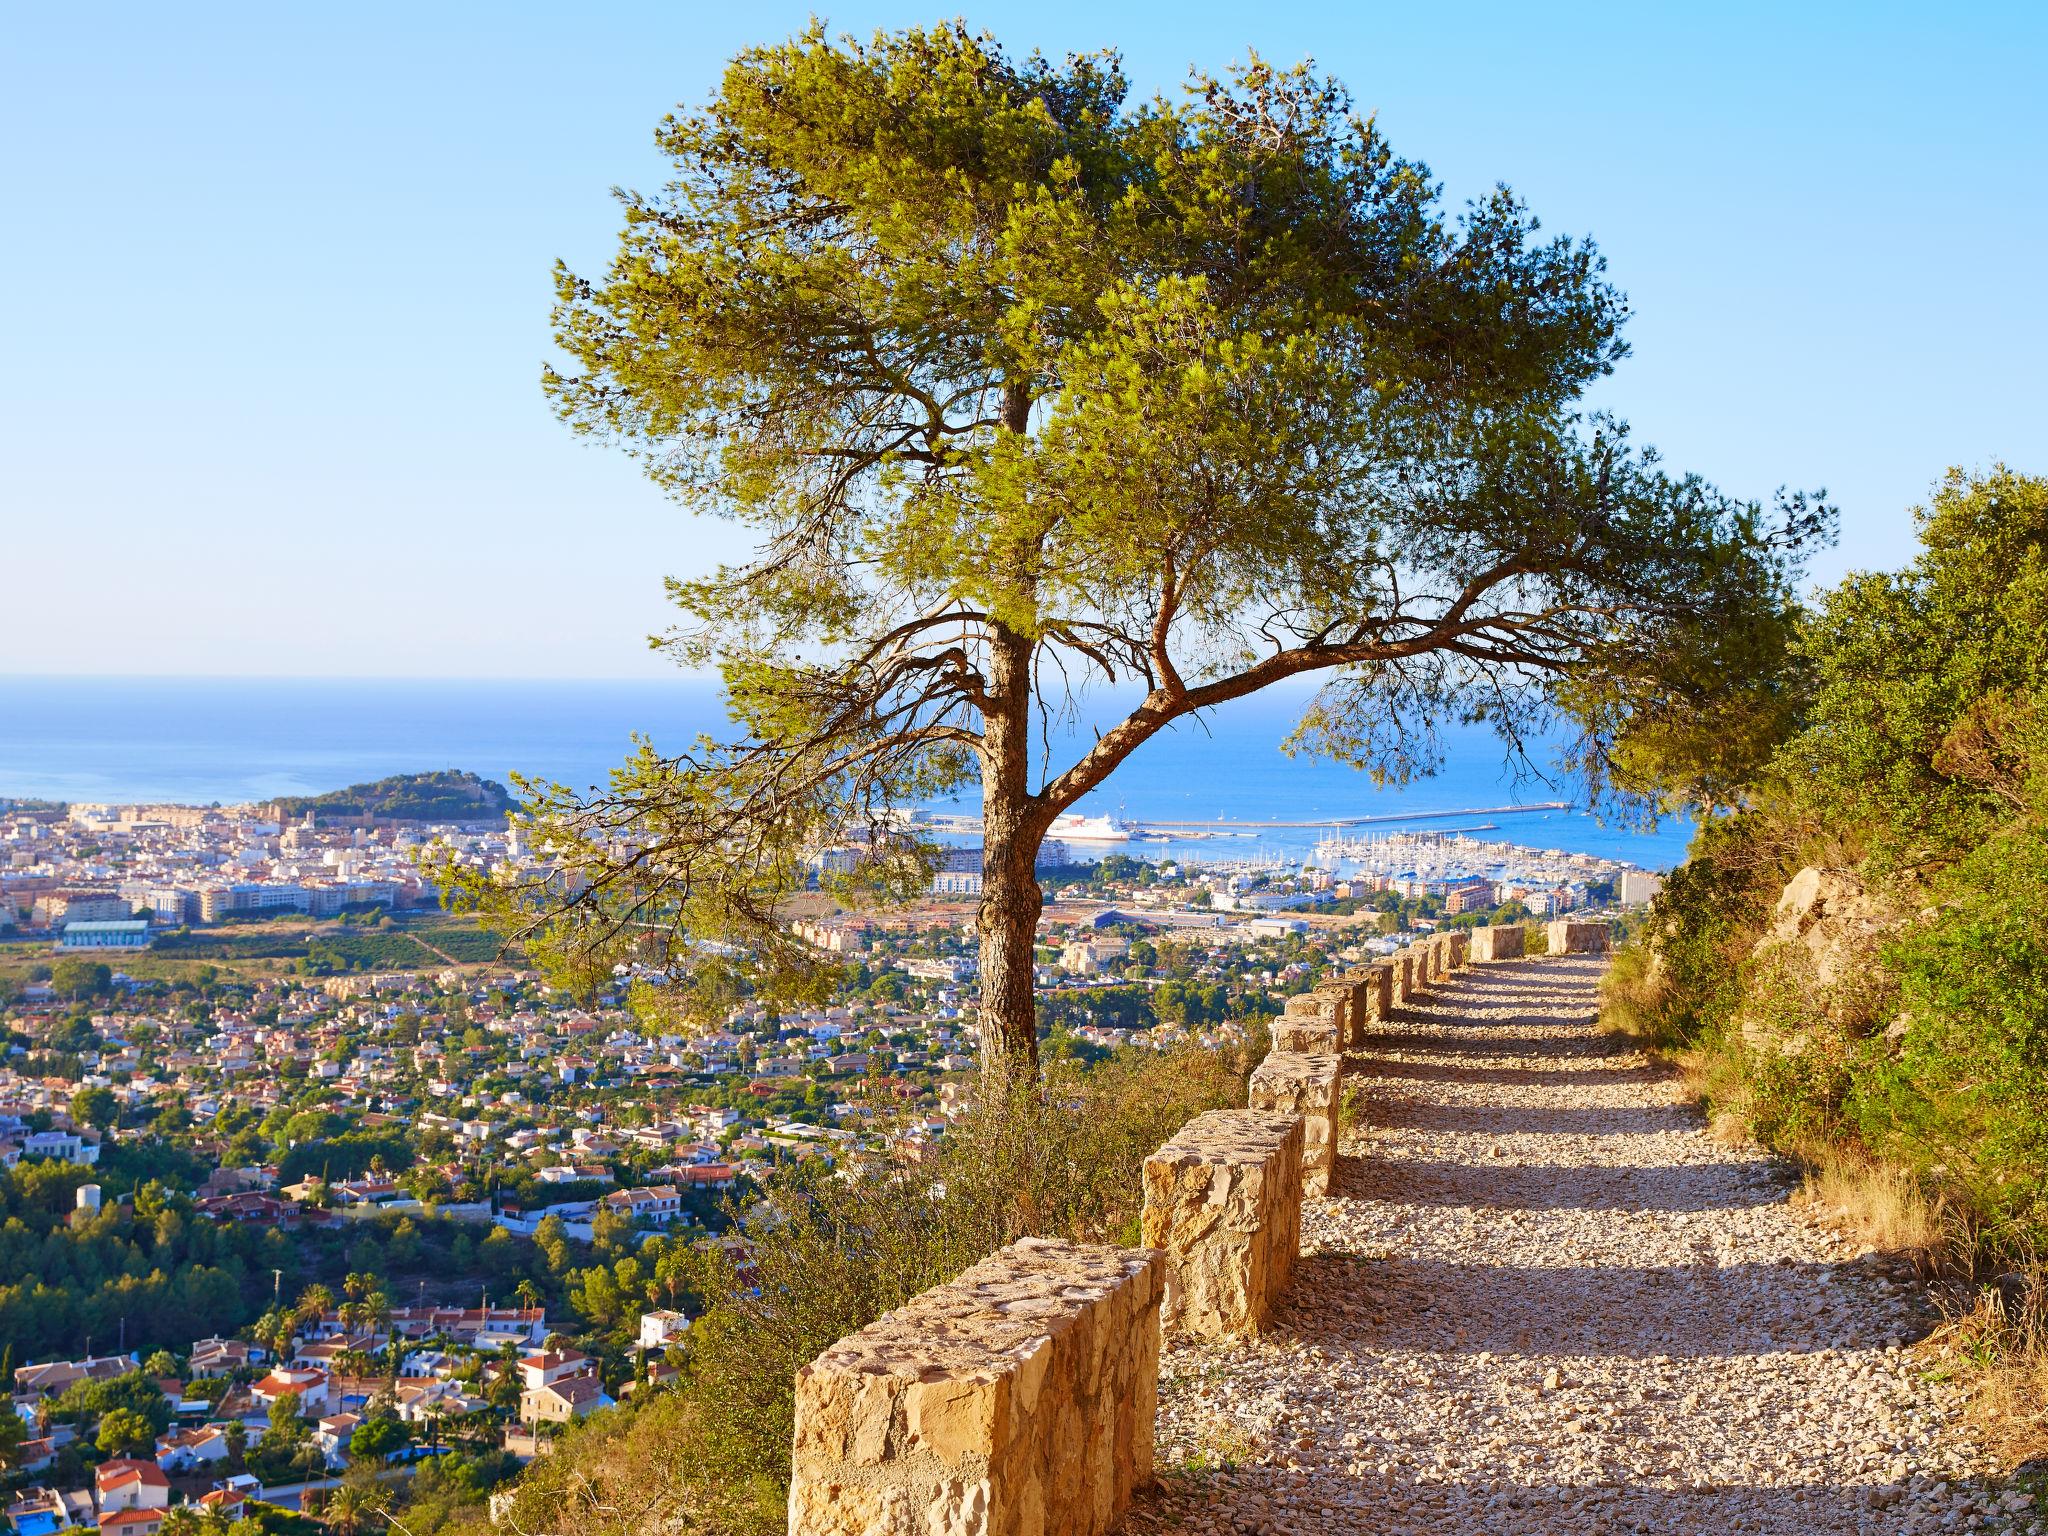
xmin=1604 ymin=465 xmax=2048 ymax=1277
xmin=487 ymin=1043 xmax=1248 ymax=1536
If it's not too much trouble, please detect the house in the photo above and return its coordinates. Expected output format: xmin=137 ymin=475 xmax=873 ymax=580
xmin=12 ymin=1353 xmax=134 ymax=1402
xmin=155 ymin=1425 xmax=229 ymax=1473
xmin=188 ymin=1337 xmax=267 ymax=1375
xmin=519 ymin=1373 xmax=613 ymax=1426
xmin=18 ymin=1129 xmax=100 ymax=1165
xmin=372 ymin=1304 xmax=547 ymax=1347
xmin=637 ymin=1310 xmax=690 ymax=1352
xmin=394 ymin=1378 xmax=481 ymax=1424
xmin=601 ymin=1184 xmax=681 ymax=1221
xmin=516 ymin=1348 xmax=590 ymax=1394
xmin=98 ymin=1509 xmax=169 ymax=1536
xmin=193 ymin=1191 xmax=292 ymax=1226
xmin=198 ymin=1478 xmax=262 ymax=1522
xmin=313 ymin=1413 xmax=362 ymax=1467
xmin=6 ymin=1486 xmax=95 ymax=1533
xmin=14 ymin=1434 xmax=62 ymax=1476
xmin=94 ymin=1458 xmax=172 ymax=1513
xmin=516 ymin=1348 xmax=610 ymax=1426
xmin=251 ymin=1365 xmax=332 ymax=1417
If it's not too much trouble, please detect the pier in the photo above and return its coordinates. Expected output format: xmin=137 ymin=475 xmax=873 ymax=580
xmin=1132 ymin=801 xmax=1570 ymax=831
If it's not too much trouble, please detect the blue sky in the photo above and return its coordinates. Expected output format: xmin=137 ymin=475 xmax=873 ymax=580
xmin=4 ymin=2 xmax=2042 ymax=678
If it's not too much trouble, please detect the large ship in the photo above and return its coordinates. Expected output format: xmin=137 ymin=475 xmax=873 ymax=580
xmin=1049 ymin=811 xmax=1138 ymax=843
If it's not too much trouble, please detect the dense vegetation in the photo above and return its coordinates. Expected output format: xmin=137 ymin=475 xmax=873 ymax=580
xmin=1603 ymin=467 xmax=2048 ymax=1440
xmin=270 ymin=771 xmax=512 ymax=824
xmin=484 ymin=1041 xmax=1252 ymax=1536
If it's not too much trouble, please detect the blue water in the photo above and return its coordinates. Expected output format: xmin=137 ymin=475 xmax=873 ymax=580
xmin=0 ymin=676 xmax=1693 ymax=868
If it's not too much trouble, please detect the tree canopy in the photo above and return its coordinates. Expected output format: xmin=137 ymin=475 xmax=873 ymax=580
xmin=458 ymin=23 xmax=1829 ymax=1077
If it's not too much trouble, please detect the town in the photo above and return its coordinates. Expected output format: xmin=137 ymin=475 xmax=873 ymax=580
xmin=0 ymin=781 xmax=1653 ymax=1533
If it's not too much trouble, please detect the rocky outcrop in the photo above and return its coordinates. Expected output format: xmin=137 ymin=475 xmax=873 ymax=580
xmin=1249 ymin=1051 xmax=1341 ymax=1198
xmin=1756 ymin=866 xmax=1894 ymax=994
xmin=1739 ymin=866 xmax=1904 ymax=1052
xmin=789 ymin=1237 xmax=1163 ymax=1536
xmin=1142 ymin=1109 xmax=1304 ymax=1339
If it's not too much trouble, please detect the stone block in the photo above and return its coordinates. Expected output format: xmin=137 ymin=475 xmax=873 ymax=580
xmin=1312 ymin=978 xmax=1359 ymax=1049
xmin=789 ymin=1237 xmax=1164 ymax=1536
xmin=1447 ymin=930 xmax=1470 ymax=970
xmin=1334 ymin=969 xmax=1377 ymax=1045
xmin=1273 ymin=994 xmax=1340 ymax=1055
xmin=1141 ymin=1109 xmax=1303 ymax=1339
xmin=1469 ymin=924 xmax=1525 ymax=962
xmin=1248 ymin=1051 xmax=1341 ymax=1199
xmin=1547 ymin=920 xmax=1612 ymax=955
xmin=1361 ymin=961 xmax=1393 ymax=1022
xmin=1390 ymin=951 xmax=1414 ymax=1004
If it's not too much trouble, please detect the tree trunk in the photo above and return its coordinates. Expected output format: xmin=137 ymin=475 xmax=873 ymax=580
xmin=977 ymin=623 xmax=1044 ymax=1091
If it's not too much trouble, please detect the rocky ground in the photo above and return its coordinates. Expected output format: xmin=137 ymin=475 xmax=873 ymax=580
xmin=1133 ymin=954 xmax=2040 ymax=1536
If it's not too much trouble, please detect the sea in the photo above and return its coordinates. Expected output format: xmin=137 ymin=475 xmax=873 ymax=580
xmin=0 ymin=676 xmax=1695 ymax=870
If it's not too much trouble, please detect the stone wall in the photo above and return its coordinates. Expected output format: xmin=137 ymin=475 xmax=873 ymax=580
xmin=1469 ymin=924 xmax=1526 ymax=962
xmin=789 ymin=1237 xmax=1164 ymax=1536
xmin=1546 ymin=920 xmax=1613 ymax=955
xmin=1248 ymin=1050 xmax=1341 ymax=1198
xmin=1142 ymin=1109 xmax=1304 ymax=1339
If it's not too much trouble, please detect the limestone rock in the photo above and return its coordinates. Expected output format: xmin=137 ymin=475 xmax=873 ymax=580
xmin=1757 ymin=865 xmax=1894 ymax=993
xmin=1361 ymin=962 xmax=1394 ymax=1023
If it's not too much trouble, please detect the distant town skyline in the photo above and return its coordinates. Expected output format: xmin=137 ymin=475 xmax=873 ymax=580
xmin=5 ymin=1 xmax=2043 ymax=678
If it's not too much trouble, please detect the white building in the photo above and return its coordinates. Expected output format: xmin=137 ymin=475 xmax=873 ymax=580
xmin=638 ymin=1309 xmax=690 ymax=1352
xmin=20 ymin=1130 xmax=100 ymax=1166
xmin=1618 ymin=870 xmax=1665 ymax=907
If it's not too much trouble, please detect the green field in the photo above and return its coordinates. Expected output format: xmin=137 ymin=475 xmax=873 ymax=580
xmin=0 ymin=911 xmax=521 ymax=990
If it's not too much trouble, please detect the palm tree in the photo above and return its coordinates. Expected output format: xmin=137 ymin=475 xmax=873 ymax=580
xmin=296 ymin=1282 xmax=336 ymax=1325
xmin=324 ymin=1476 xmax=384 ymax=1536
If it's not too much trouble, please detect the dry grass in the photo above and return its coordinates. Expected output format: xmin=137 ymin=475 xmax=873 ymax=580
xmin=1928 ymin=1282 xmax=2048 ymax=1470
xmin=1792 ymin=1145 xmax=1948 ymax=1268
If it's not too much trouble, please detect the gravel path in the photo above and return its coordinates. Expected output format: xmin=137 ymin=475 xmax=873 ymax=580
xmin=1135 ymin=954 xmax=2037 ymax=1535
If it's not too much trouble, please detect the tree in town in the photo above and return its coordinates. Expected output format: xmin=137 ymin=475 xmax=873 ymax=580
xmin=321 ymin=1476 xmax=384 ymax=1536
xmin=50 ymin=958 xmax=111 ymax=1001
xmin=457 ymin=24 xmax=1829 ymax=1084
xmin=349 ymin=1415 xmax=408 ymax=1463
xmin=69 ymin=1084 xmax=118 ymax=1131
xmin=96 ymin=1405 xmax=157 ymax=1457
